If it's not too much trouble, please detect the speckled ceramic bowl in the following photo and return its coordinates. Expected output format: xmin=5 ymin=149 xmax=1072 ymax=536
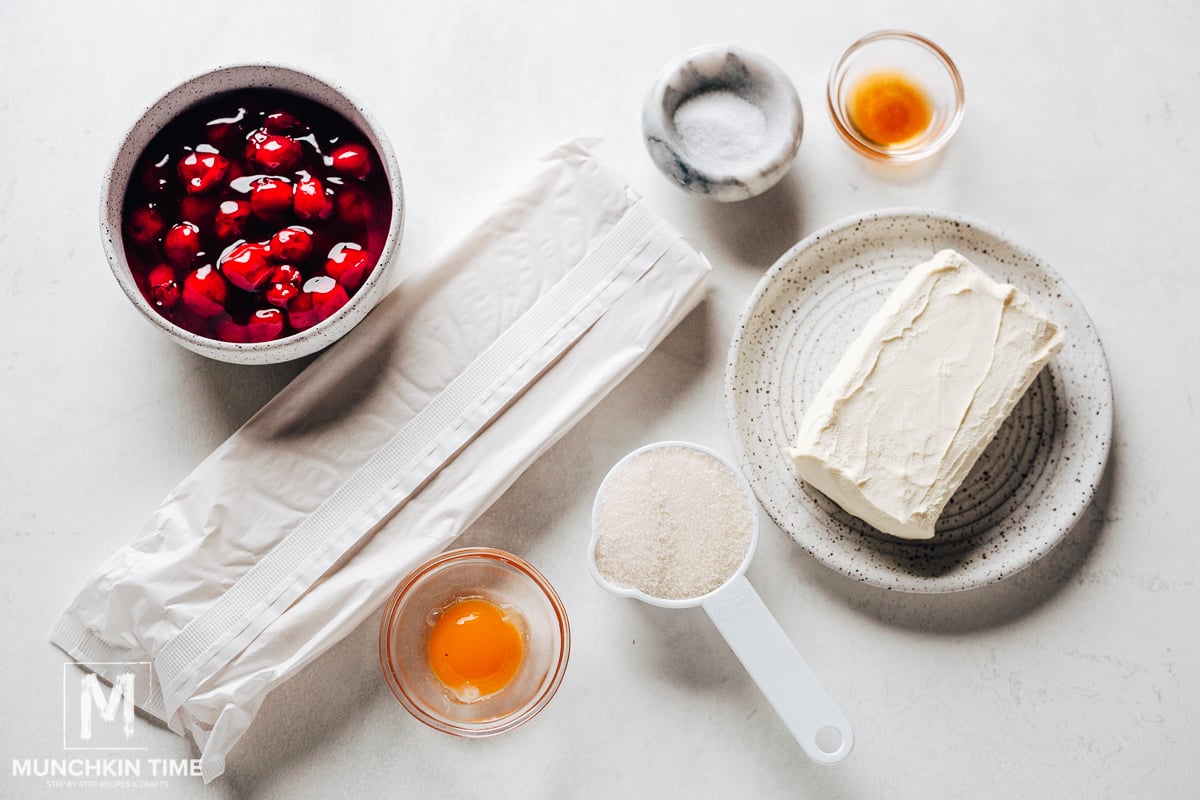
xmin=725 ymin=209 xmax=1113 ymax=592
xmin=100 ymin=63 xmax=404 ymax=364
xmin=642 ymin=44 xmax=803 ymax=202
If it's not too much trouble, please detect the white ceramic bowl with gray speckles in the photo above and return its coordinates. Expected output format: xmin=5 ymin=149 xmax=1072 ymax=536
xmin=725 ymin=209 xmax=1113 ymax=592
xmin=642 ymin=44 xmax=803 ymax=202
xmin=100 ymin=63 xmax=404 ymax=364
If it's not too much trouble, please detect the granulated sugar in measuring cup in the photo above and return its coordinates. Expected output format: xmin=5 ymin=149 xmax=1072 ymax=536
xmin=587 ymin=441 xmax=853 ymax=764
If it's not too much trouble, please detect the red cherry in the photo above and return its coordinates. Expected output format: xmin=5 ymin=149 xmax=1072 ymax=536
xmin=245 ymin=127 xmax=271 ymax=163
xmin=164 ymin=222 xmax=202 ymax=269
xmin=245 ymin=308 xmax=285 ymax=341
xmin=206 ymin=121 xmax=244 ymax=152
xmin=264 ymin=111 xmax=304 ymax=135
xmin=170 ymin=303 xmax=214 ymax=337
xmin=334 ymin=183 xmax=372 ymax=227
xmin=181 ymin=265 xmax=228 ymax=317
xmin=219 ymin=241 xmax=273 ymax=292
xmin=214 ymin=314 xmax=248 ymax=343
xmin=177 ymin=149 xmax=230 ymax=194
xmin=264 ymin=264 xmax=303 ymax=307
xmin=215 ymin=308 xmax=286 ymax=343
xmin=126 ymin=205 xmax=164 ymax=248
xmin=146 ymin=264 xmax=180 ymax=308
xmin=168 ymin=302 xmax=214 ymax=335
xmin=269 ymin=226 xmax=314 ymax=263
xmin=330 ymin=144 xmax=372 ymax=179
xmin=252 ymin=134 xmax=303 ymax=173
xmin=179 ymin=193 xmax=220 ymax=229
xmin=287 ymin=275 xmax=349 ymax=330
xmin=250 ymin=177 xmax=293 ymax=220
xmin=214 ymin=199 xmax=253 ymax=242
xmin=140 ymin=157 xmax=173 ymax=196
xmin=293 ymin=177 xmax=332 ymax=220
xmin=325 ymin=242 xmax=371 ymax=290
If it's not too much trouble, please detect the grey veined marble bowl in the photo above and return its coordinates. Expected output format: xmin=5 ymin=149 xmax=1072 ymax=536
xmin=642 ymin=45 xmax=803 ymax=202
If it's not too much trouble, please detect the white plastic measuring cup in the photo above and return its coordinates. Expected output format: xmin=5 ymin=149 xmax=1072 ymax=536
xmin=587 ymin=441 xmax=854 ymax=764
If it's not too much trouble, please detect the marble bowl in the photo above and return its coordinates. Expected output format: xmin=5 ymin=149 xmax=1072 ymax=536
xmin=100 ymin=63 xmax=404 ymax=365
xmin=642 ymin=44 xmax=803 ymax=202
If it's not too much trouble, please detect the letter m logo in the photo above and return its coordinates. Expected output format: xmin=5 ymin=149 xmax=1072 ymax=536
xmin=63 ymin=662 xmax=151 ymax=750
xmin=80 ymin=673 xmax=135 ymax=740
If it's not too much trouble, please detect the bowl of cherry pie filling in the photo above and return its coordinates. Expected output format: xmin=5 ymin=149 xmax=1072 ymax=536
xmin=102 ymin=64 xmax=404 ymax=364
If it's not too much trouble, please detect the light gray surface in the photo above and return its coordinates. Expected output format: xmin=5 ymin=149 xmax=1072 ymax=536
xmin=1 ymin=1 xmax=1196 ymax=798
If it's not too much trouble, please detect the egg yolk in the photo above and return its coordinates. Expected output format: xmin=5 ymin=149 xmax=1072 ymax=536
xmin=847 ymin=70 xmax=934 ymax=147
xmin=427 ymin=598 xmax=523 ymax=701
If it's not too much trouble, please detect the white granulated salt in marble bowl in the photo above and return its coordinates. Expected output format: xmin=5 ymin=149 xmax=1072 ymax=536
xmin=673 ymin=89 xmax=768 ymax=172
xmin=591 ymin=444 xmax=755 ymax=602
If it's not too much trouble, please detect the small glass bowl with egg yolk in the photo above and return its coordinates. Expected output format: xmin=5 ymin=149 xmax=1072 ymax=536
xmin=379 ymin=547 xmax=571 ymax=737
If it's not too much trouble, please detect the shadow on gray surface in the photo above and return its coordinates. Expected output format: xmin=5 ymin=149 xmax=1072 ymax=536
xmin=183 ymin=348 xmax=313 ymax=433
xmin=222 ymin=607 xmax=389 ymax=795
xmin=691 ymin=168 xmax=806 ymax=269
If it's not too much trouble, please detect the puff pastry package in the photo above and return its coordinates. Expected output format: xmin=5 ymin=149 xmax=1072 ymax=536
xmin=51 ymin=140 xmax=710 ymax=781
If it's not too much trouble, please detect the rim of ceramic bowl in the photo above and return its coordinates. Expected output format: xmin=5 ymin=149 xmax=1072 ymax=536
xmin=100 ymin=62 xmax=404 ymax=364
xmin=826 ymin=30 xmax=965 ymax=163
xmin=378 ymin=547 xmax=571 ymax=737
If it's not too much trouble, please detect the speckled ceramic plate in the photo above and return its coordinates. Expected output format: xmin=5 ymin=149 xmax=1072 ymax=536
xmin=725 ymin=209 xmax=1112 ymax=592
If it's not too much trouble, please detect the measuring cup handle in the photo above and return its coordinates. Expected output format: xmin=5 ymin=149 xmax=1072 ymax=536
xmin=702 ymin=574 xmax=854 ymax=764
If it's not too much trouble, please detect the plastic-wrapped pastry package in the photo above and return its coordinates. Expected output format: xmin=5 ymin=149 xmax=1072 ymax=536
xmin=51 ymin=140 xmax=711 ymax=781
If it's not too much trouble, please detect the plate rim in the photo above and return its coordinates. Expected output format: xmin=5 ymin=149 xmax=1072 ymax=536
xmin=723 ymin=206 xmax=1114 ymax=592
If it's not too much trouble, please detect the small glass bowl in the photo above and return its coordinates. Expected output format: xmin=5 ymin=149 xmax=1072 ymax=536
xmin=827 ymin=30 xmax=965 ymax=163
xmin=379 ymin=547 xmax=570 ymax=737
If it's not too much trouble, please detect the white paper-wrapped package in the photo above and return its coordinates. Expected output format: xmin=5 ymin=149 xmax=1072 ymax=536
xmin=51 ymin=140 xmax=710 ymax=781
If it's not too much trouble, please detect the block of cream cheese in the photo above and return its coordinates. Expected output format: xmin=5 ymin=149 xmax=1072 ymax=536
xmin=785 ymin=249 xmax=1064 ymax=540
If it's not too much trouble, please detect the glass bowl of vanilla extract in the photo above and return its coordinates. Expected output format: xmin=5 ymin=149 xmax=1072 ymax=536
xmin=827 ymin=30 xmax=965 ymax=163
